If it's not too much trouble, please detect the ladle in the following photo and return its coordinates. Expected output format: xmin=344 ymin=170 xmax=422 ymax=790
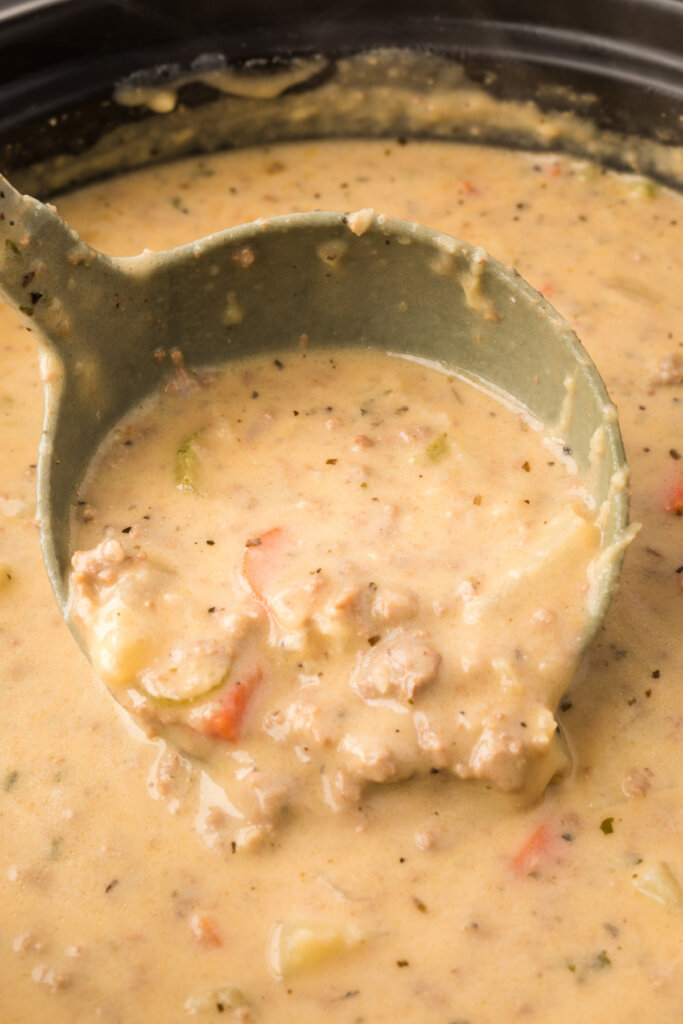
xmin=0 ymin=174 xmax=631 ymax=650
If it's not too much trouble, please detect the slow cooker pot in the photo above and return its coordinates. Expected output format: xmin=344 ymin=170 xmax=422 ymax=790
xmin=0 ymin=0 xmax=682 ymax=194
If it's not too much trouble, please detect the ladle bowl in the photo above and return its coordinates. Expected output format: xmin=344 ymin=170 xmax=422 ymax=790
xmin=0 ymin=174 xmax=630 ymax=649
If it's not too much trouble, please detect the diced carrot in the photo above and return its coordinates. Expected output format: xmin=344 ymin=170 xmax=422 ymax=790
xmin=663 ymin=477 xmax=683 ymax=514
xmin=203 ymin=668 xmax=262 ymax=742
xmin=461 ymin=179 xmax=478 ymax=195
xmin=242 ymin=527 xmax=285 ymax=603
xmin=511 ymin=822 xmax=556 ymax=876
xmin=190 ymin=912 xmax=222 ymax=948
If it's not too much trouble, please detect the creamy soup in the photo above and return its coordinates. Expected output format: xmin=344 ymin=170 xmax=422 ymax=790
xmin=1 ymin=138 xmax=682 ymax=1023
xmin=69 ymin=347 xmax=600 ymax=838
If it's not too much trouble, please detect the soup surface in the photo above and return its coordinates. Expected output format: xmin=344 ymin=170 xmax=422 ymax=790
xmin=1 ymin=137 xmax=682 ymax=1023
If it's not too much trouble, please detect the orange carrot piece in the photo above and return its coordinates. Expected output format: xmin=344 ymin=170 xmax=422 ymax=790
xmin=663 ymin=477 xmax=683 ymax=514
xmin=242 ymin=527 xmax=285 ymax=602
xmin=204 ymin=668 xmax=262 ymax=742
xmin=190 ymin=912 xmax=222 ymax=948
xmin=511 ymin=822 xmax=556 ymax=876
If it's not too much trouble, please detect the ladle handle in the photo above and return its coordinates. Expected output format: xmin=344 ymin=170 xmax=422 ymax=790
xmin=0 ymin=173 xmax=123 ymax=349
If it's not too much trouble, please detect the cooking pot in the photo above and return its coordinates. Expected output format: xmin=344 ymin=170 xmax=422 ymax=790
xmin=0 ymin=0 xmax=681 ymax=195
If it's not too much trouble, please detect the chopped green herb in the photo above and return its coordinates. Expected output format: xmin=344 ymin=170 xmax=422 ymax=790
xmin=4 ymin=238 xmax=20 ymax=255
xmin=49 ymin=837 xmax=63 ymax=861
xmin=18 ymin=305 xmax=34 ymax=317
xmin=425 ymin=433 xmax=449 ymax=463
xmin=4 ymin=769 xmax=19 ymax=791
xmin=630 ymin=178 xmax=657 ymax=199
xmin=600 ymin=817 xmax=615 ymax=835
xmin=591 ymin=950 xmax=612 ymax=970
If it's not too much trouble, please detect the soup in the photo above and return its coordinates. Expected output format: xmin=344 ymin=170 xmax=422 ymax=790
xmin=69 ymin=346 xmax=602 ymax=833
xmin=1 ymin=137 xmax=681 ymax=1022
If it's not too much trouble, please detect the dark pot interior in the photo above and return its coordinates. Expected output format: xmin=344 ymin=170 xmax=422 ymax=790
xmin=1 ymin=0 xmax=681 ymax=194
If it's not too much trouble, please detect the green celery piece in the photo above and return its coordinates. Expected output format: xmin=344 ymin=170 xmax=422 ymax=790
xmin=175 ymin=430 xmax=204 ymax=494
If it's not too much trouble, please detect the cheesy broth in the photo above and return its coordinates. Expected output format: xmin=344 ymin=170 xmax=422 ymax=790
xmin=0 ymin=139 xmax=682 ymax=1023
xmin=68 ymin=347 xmax=600 ymax=833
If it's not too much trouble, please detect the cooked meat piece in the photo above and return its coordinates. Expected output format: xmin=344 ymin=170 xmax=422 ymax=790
xmin=351 ymin=629 xmax=440 ymax=703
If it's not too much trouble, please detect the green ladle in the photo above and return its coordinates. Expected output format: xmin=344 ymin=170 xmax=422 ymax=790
xmin=0 ymin=174 xmax=630 ymax=647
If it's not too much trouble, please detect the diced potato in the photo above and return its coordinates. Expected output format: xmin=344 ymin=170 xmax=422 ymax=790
xmin=70 ymin=548 xmax=172 ymax=686
xmin=461 ymin=508 xmax=600 ymax=625
xmin=89 ymin=597 xmax=154 ymax=685
xmin=267 ymin=919 xmax=362 ymax=980
xmin=633 ymin=861 xmax=683 ymax=913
